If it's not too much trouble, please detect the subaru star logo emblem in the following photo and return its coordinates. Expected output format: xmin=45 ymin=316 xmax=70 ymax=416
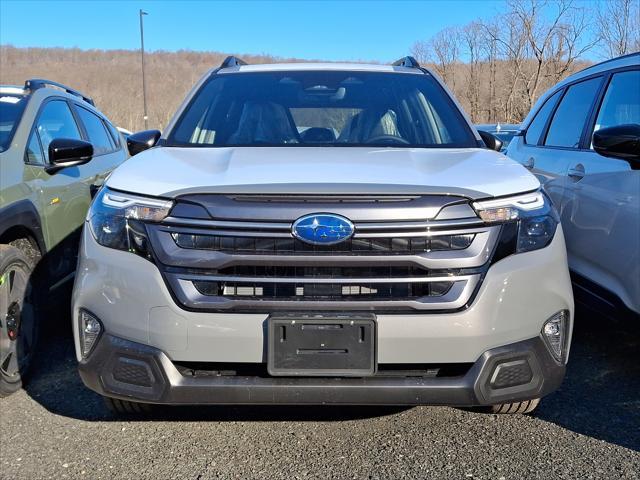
xmin=292 ymin=213 xmax=355 ymax=245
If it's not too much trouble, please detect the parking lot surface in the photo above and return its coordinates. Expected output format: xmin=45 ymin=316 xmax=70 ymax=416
xmin=1 ymin=307 xmax=638 ymax=480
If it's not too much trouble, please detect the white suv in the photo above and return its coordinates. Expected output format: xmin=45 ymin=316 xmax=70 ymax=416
xmin=507 ymin=53 xmax=639 ymax=318
xmin=72 ymin=56 xmax=573 ymax=415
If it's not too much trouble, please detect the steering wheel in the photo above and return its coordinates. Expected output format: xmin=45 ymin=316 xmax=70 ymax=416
xmin=364 ymin=135 xmax=410 ymax=145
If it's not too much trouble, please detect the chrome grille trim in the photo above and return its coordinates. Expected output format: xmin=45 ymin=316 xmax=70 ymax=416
xmin=355 ymin=218 xmax=484 ymax=230
xmin=161 ymin=216 xmax=485 ymax=232
xmin=171 ymin=273 xmax=475 ymax=284
xmin=162 ymin=217 xmax=292 ymax=231
xmin=354 ymin=228 xmax=485 ymax=239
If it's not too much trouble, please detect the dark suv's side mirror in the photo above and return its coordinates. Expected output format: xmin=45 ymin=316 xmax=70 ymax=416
xmin=593 ymin=124 xmax=640 ymax=162
xmin=478 ymin=130 xmax=503 ymax=152
xmin=46 ymin=138 xmax=93 ymax=174
xmin=127 ymin=129 xmax=161 ymax=156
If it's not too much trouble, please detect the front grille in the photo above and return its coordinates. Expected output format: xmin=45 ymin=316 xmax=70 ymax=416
xmin=192 ymin=279 xmax=454 ymax=300
xmin=172 ymin=232 xmax=475 ymax=255
xmin=146 ymin=194 xmax=499 ymax=312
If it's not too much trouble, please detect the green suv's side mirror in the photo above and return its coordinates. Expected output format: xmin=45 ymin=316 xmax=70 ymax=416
xmin=46 ymin=138 xmax=93 ymax=174
xmin=478 ymin=130 xmax=503 ymax=152
xmin=593 ymin=124 xmax=640 ymax=162
xmin=127 ymin=129 xmax=161 ymax=156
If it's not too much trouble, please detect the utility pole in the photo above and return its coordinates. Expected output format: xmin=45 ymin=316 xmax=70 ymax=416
xmin=139 ymin=9 xmax=149 ymax=130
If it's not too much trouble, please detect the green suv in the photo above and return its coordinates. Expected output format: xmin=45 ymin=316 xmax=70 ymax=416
xmin=0 ymin=79 xmax=128 ymax=396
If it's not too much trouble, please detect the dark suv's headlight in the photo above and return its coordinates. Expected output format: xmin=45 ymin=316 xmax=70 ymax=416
xmin=88 ymin=187 xmax=173 ymax=257
xmin=473 ymin=191 xmax=558 ymax=254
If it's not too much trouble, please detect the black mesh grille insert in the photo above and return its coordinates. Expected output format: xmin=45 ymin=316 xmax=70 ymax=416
xmin=172 ymin=233 xmax=475 ymax=255
xmin=490 ymin=360 xmax=533 ymax=389
xmin=173 ymin=361 xmax=473 ymax=378
xmin=214 ymin=265 xmax=459 ymax=278
xmin=112 ymin=357 xmax=154 ymax=387
xmin=192 ymin=280 xmax=453 ymax=300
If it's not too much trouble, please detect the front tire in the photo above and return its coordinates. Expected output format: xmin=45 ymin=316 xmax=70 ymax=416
xmin=483 ymin=398 xmax=540 ymax=414
xmin=103 ymin=396 xmax=152 ymax=415
xmin=0 ymin=245 xmax=39 ymax=397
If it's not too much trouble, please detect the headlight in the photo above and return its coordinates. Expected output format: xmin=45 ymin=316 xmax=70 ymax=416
xmin=88 ymin=187 xmax=173 ymax=257
xmin=473 ymin=191 xmax=558 ymax=254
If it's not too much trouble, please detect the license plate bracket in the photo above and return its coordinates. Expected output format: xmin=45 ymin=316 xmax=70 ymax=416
xmin=267 ymin=314 xmax=376 ymax=376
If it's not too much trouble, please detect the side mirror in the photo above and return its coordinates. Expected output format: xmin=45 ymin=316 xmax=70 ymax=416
xmin=127 ymin=129 xmax=161 ymax=156
xmin=478 ymin=130 xmax=503 ymax=152
xmin=46 ymin=138 xmax=93 ymax=174
xmin=593 ymin=124 xmax=640 ymax=162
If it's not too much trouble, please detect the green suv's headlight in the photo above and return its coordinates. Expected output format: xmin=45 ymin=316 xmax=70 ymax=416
xmin=88 ymin=187 xmax=173 ymax=255
xmin=473 ymin=191 xmax=558 ymax=254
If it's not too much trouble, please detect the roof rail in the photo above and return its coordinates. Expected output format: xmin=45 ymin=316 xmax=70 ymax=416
xmin=220 ymin=56 xmax=248 ymax=69
xmin=24 ymin=78 xmax=95 ymax=106
xmin=391 ymin=56 xmax=421 ymax=69
xmin=573 ymin=51 xmax=639 ymax=75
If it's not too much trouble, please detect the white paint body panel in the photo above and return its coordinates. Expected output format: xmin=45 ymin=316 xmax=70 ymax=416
xmin=106 ymin=146 xmax=539 ymax=199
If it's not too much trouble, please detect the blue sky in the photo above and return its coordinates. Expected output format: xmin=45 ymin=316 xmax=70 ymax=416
xmin=0 ymin=0 xmax=507 ymax=62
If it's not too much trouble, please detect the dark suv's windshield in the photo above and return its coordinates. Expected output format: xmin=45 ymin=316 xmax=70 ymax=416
xmin=0 ymin=93 xmax=28 ymax=152
xmin=167 ymin=71 xmax=477 ymax=148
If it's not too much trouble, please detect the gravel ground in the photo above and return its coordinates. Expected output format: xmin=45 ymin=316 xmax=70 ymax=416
xmin=1 ymin=306 xmax=638 ymax=480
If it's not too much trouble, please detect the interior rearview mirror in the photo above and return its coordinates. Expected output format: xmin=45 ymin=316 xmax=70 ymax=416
xmin=478 ymin=130 xmax=503 ymax=152
xmin=46 ymin=138 xmax=93 ymax=174
xmin=127 ymin=129 xmax=161 ymax=156
xmin=593 ymin=124 xmax=640 ymax=162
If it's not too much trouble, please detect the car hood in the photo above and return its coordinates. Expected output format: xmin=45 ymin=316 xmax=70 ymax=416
xmin=106 ymin=146 xmax=539 ymax=200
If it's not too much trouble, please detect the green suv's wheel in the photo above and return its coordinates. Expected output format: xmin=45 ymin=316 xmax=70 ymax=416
xmin=0 ymin=245 xmax=38 ymax=397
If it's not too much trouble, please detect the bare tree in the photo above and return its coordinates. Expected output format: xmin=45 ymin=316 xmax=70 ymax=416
xmin=410 ymin=0 xmax=597 ymax=124
xmin=417 ymin=27 xmax=462 ymax=90
xmin=485 ymin=0 xmax=597 ymax=115
xmin=479 ymin=20 xmax=500 ymax=122
xmin=596 ymin=0 xmax=640 ymax=58
xmin=462 ymin=22 xmax=483 ymax=120
xmin=410 ymin=40 xmax=430 ymax=65
xmin=482 ymin=8 xmax=529 ymax=122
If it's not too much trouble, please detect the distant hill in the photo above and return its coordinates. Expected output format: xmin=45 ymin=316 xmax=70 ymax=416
xmin=0 ymin=45 xmax=317 ymax=131
xmin=1 ymin=45 xmax=592 ymax=132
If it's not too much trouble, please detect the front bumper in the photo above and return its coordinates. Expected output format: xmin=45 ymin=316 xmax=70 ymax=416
xmin=79 ymin=333 xmax=565 ymax=406
xmin=72 ymin=226 xmax=574 ymax=365
xmin=73 ymin=221 xmax=573 ymax=405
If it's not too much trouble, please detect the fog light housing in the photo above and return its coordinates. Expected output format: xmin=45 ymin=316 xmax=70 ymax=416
xmin=79 ymin=309 xmax=103 ymax=358
xmin=541 ymin=310 xmax=570 ymax=363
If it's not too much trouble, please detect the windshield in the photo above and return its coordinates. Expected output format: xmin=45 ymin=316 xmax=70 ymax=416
xmin=167 ymin=71 xmax=477 ymax=148
xmin=0 ymin=93 xmax=28 ymax=152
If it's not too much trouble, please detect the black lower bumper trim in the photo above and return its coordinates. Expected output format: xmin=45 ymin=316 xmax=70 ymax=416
xmin=78 ymin=334 xmax=565 ymax=406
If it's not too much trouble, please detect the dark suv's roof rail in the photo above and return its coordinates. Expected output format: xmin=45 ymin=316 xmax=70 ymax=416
xmin=24 ymin=78 xmax=95 ymax=106
xmin=391 ymin=56 xmax=421 ymax=69
xmin=220 ymin=56 xmax=248 ymax=69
